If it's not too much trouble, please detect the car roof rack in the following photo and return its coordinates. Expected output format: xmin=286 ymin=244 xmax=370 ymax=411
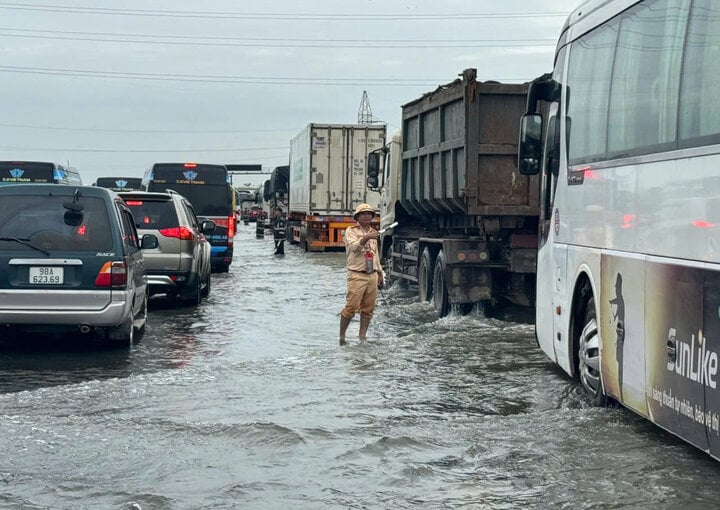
xmin=165 ymin=189 xmax=178 ymax=195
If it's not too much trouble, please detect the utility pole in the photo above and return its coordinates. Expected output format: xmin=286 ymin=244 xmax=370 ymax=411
xmin=358 ymin=90 xmax=374 ymax=124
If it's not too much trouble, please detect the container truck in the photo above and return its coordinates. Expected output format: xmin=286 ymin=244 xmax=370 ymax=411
xmin=288 ymin=123 xmax=386 ymax=251
xmin=368 ymin=69 xmax=539 ymax=316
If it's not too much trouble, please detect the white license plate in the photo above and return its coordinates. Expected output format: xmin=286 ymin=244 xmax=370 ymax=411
xmin=29 ymin=266 xmax=64 ymax=285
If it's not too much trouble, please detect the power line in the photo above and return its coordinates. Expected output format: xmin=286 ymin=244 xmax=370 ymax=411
xmin=0 ymin=65 xmax=531 ymax=85
xmin=0 ymin=28 xmax=556 ymax=48
xmin=0 ymin=122 xmax=302 ymax=135
xmin=0 ymin=145 xmax=290 ymax=153
xmin=0 ymin=3 xmax=569 ymax=20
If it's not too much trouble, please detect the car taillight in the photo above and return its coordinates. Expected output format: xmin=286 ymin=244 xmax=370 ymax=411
xmin=95 ymin=261 xmax=127 ymax=287
xmin=227 ymin=216 xmax=235 ymax=237
xmin=159 ymin=226 xmax=194 ymax=240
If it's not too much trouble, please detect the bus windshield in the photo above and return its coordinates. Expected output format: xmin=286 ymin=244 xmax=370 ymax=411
xmin=95 ymin=177 xmax=143 ymax=192
xmin=146 ymin=164 xmax=231 ymax=216
xmin=0 ymin=161 xmax=82 ymax=185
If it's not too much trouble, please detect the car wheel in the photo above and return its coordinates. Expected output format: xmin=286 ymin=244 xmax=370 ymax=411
xmin=201 ymin=271 xmax=211 ymax=298
xmin=106 ymin=314 xmax=134 ymax=347
xmin=134 ymin=294 xmax=148 ymax=340
xmin=432 ymin=250 xmax=450 ymax=317
xmin=578 ymin=296 xmax=607 ymax=406
xmin=180 ymin=277 xmax=202 ymax=306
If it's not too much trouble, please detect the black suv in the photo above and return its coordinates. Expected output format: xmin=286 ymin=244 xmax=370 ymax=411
xmin=120 ymin=190 xmax=214 ymax=304
xmin=0 ymin=184 xmax=156 ymax=345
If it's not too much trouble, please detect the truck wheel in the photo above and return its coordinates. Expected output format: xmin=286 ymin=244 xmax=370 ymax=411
xmin=300 ymin=229 xmax=309 ymax=252
xmin=418 ymin=248 xmax=435 ymax=302
xmin=432 ymin=250 xmax=450 ymax=317
xmin=578 ymin=296 xmax=607 ymax=406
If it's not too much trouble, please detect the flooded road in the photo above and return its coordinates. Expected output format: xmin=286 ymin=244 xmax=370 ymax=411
xmin=2 ymin=225 xmax=720 ymax=509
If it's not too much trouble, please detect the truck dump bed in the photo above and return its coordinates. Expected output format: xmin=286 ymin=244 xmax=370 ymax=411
xmin=400 ymin=69 xmax=538 ymax=218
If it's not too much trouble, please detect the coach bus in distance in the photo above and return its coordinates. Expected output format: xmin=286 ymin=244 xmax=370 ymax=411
xmin=0 ymin=161 xmax=82 ymax=185
xmin=143 ymin=162 xmax=234 ymax=272
xmin=518 ymin=0 xmax=720 ymax=459
xmin=95 ymin=177 xmax=143 ymax=192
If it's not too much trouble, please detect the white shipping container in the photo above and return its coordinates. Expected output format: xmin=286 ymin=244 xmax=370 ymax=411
xmin=289 ymin=123 xmax=386 ymax=216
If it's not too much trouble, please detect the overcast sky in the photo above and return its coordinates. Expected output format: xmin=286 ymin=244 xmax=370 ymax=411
xmin=0 ymin=0 xmax=580 ymax=188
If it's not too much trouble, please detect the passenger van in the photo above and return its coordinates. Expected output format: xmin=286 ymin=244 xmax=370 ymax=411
xmin=0 ymin=184 xmax=156 ymax=345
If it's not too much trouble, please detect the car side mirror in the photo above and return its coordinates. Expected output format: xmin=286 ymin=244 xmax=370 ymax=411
xmin=141 ymin=234 xmax=159 ymax=249
xmin=201 ymin=220 xmax=216 ymax=234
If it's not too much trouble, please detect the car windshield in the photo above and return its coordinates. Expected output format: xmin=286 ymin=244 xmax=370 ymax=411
xmin=0 ymin=195 xmax=113 ymax=251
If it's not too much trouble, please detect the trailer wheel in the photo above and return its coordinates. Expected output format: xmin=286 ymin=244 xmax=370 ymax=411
xmin=432 ymin=250 xmax=450 ymax=317
xmin=418 ymin=248 xmax=435 ymax=302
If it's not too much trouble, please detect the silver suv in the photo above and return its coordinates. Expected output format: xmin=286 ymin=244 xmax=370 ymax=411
xmin=0 ymin=184 xmax=154 ymax=346
xmin=119 ymin=190 xmax=214 ymax=304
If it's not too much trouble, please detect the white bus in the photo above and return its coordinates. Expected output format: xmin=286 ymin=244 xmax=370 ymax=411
xmin=519 ymin=0 xmax=720 ymax=458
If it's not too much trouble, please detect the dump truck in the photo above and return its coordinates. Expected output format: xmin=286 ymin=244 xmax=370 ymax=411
xmin=288 ymin=123 xmax=386 ymax=251
xmin=368 ymin=69 xmax=539 ymax=316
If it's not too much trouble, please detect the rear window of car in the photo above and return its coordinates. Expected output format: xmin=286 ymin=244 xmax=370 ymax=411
xmin=0 ymin=195 xmax=113 ymax=251
xmin=124 ymin=199 xmax=178 ymax=229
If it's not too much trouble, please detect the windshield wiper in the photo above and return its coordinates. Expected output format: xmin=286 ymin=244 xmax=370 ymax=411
xmin=0 ymin=237 xmax=50 ymax=255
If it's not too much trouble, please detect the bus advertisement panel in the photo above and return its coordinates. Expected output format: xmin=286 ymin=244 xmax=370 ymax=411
xmin=518 ymin=0 xmax=720 ymax=459
xmin=0 ymin=161 xmax=82 ymax=185
xmin=144 ymin=163 xmax=234 ymax=272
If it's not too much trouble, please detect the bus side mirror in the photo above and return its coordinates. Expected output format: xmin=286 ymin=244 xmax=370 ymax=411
xmin=518 ymin=113 xmax=543 ymax=176
xmin=367 ymin=152 xmax=381 ymax=190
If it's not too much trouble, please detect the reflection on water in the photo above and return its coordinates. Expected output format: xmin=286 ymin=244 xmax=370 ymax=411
xmin=1 ymin=226 xmax=720 ymax=509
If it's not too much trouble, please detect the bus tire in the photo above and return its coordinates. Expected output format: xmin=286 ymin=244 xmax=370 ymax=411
xmin=432 ymin=250 xmax=450 ymax=317
xmin=578 ymin=296 xmax=607 ymax=406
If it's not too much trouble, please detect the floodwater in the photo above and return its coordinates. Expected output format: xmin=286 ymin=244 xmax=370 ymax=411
xmin=2 ymin=225 xmax=720 ymax=509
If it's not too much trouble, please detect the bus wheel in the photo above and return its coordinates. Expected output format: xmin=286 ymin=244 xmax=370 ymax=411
xmin=432 ymin=250 xmax=450 ymax=317
xmin=418 ymin=248 xmax=435 ymax=302
xmin=578 ymin=296 xmax=607 ymax=406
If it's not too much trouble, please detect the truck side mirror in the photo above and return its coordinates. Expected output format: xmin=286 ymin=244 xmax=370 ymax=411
xmin=518 ymin=113 xmax=543 ymax=175
xmin=367 ymin=152 xmax=381 ymax=190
